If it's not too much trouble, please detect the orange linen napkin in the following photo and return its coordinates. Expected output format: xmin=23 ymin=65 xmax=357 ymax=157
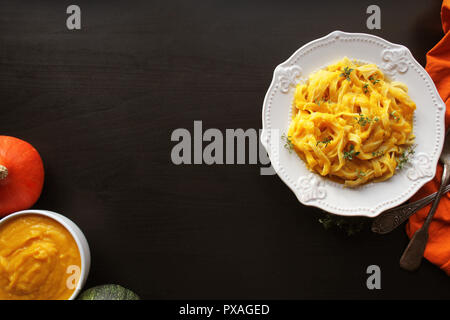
xmin=406 ymin=0 xmax=450 ymax=275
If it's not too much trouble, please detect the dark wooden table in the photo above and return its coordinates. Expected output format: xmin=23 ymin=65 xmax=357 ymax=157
xmin=0 ymin=0 xmax=449 ymax=299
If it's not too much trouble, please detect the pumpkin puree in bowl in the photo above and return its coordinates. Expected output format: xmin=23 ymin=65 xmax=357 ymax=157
xmin=0 ymin=214 xmax=81 ymax=300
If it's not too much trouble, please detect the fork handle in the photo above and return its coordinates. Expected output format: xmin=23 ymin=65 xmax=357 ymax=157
xmin=399 ymin=163 xmax=450 ymax=271
xmin=371 ymin=184 xmax=450 ymax=234
xmin=371 ymin=194 xmax=436 ymax=234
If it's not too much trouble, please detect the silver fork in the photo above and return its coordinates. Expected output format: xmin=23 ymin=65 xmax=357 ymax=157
xmin=399 ymin=129 xmax=450 ymax=271
xmin=371 ymin=184 xmax=450 ymax=234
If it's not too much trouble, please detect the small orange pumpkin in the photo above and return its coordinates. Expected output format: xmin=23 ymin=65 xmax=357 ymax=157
xmin=0 ymin=136 xmax=44 ymax=216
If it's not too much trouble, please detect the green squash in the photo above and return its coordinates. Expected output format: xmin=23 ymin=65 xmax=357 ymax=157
xmin=78 ymin=284 xmax=140 ymax=300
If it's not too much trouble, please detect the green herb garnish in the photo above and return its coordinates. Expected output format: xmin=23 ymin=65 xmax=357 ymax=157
xmin=390 ymin=110 xmax=400 ymax=121
xmin=397 ymin=145 xmax=416 ymax=170
xmin=281 ymin=133 xmax=294 ymax=153
xmin=319 ymin=213 xmax=370 ymax=236
xmin=369 ymin=75 xmax=380 ymax=85
xmin=371 ymin=150 xmax=384 ymax=157
xmin=355 ymin=114 xmax=373 ymax=127
xmin=343 ymin=144 xmax=360 ymax=161
xmin=363 ymin=83 xmax=369 ymax=93
xmin=357 ymin=171 xmax=366 ymax=178
xmin=316 ymin=136 xmax=333 ymax=147
xmin=340 ymin=66 xmax=354 ymax=81
xmin=314 ymin=98 xmax=330 ymax=106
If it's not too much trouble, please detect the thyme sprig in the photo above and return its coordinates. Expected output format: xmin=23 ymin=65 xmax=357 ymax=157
xmin=340 ymin=66 xmax=354 ymax=81
xmin=355 ymin=114 xmax=379 ymax=127
xmin=319 ymin=213 xmax=370 ymax=236
xmin=355 ymin=114 xmax=372 ymax=126
xmin=390 ymin=110 xmax=400 ymax=121
xmin=397 ymin=145 xmax=416 ymax=170
xmin=314 ymin=98 xmax=332 ymax=106
xmin=316 ymin=136 xmax=332 ymax=147
xmin=369 ymin=75 xmax=380 ymax=85
xmin=363 ymin=83 xmax=369 ymax=94
xmin=281 ymin=133 xmax=294 ymax=153
xmin=343 ymin=144 xmax=360 ymax=161
xmin=357 ymin=171 xmax=366 ymax=179
xmin=371 ymin=150 xmax=384 ymax=157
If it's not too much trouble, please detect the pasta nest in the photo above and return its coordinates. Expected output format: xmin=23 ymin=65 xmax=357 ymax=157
xmin=287 ymin=57 xmax=416 ymax=187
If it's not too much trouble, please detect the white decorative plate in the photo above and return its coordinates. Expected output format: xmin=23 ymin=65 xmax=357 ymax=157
xmin=261 ymin=31 xmax=446 ymax=217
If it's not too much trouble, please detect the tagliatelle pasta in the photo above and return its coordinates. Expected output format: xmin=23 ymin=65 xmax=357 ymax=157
xmin=287 ymin=57 xmax=416 ymax=187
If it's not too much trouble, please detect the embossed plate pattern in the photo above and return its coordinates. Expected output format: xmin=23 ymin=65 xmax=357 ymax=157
xmin=261 ymin=31 xmax=446 ymax=217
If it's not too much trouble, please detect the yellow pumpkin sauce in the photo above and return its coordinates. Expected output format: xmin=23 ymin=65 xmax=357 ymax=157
xmin=0 ymin=214 xmax=81 ymax=300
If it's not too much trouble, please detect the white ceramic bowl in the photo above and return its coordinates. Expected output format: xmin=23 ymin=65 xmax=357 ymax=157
xmin=261 ymin=30 xmax=446 ymax=217
xmin=0 ymin=209 xmax=91 ymax=300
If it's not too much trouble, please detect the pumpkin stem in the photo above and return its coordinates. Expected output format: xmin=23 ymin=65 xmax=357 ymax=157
xmin=0 ymin=165 xmax=8 ymax=180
